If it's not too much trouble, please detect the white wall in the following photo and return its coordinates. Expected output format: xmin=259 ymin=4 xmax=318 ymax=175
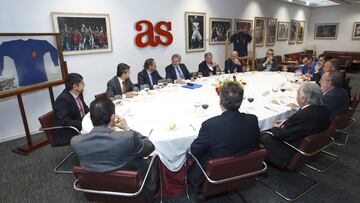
xmin=0 ymin=0 xmax=310 ymax=143
xmin=308 ymin=4 xmax=360 ymax=55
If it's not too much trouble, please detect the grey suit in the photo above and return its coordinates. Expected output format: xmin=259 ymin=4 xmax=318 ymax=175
xmin=106 ymin=76 xmax=134 ymax=98
xmin=71 ymin=126 xmax=157 ymax=202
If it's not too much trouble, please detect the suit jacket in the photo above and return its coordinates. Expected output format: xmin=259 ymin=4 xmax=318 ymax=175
xmin=53 ymin=89 xmax=89 ymax=146
xmin=137 ymin=69 xmax=163 ymax=89
xmin=165 ymin=63 xmax=191 ymax=81
xmin=322 ymin=87 xmax=350 ymax=120
xmin=262 ymin=105 xmax=329 ymax=168
xmin=224 ymin=58 xmax=242 ymax=73
xmin=198 ymin=61 xmax=217 ymax=77
xmin=256 ymin=57 xmax=279 ymax=71
xmin=188 ymin=110 xmax=260 ymax=188
xmin=71 ymin=126 xmax=157 ymax=202
xmin=106 ymin=76 xmax=134 ymax=98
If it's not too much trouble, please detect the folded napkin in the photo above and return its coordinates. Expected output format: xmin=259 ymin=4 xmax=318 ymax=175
xmin=182 ymin=83 xmax=202 ymax=89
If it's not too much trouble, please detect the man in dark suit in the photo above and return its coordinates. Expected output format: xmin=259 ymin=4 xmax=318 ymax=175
xmin=71 ymin=98 xmax=157 ymax=202
xmin=106 ymin=63 xmax=134 ymax=98
xmin=165 ymin=53 xmax=192 ymax=83
xmin=225 ymin=51 xmax=243 ymax=73
xmin=198 ymin=52 xmax=219 ymax=77
xmin=188 ymin=82 xmax=260 ymax=190
xmin=138 ymin=58 xmax=163 ymax=89
xmin=260 ymin=83 xmax=329 ymax=168
xmin=53 ymin=73 xmax=89 ymax=146
xmin=320 ymin=71 xmax=350 ymax=120
xmin=256 ymin=49 xmax=279 ymax=71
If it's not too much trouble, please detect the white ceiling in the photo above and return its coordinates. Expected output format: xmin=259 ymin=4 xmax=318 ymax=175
xmin=276 ymin=0 xmax=360 ymax=7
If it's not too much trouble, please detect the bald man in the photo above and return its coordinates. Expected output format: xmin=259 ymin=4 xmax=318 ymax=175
xmin=225 ymin=51 xmax=243 ymax=73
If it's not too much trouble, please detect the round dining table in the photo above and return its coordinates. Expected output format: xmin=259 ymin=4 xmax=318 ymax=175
xmin=82 ymin=71 xmax=300 ymax=172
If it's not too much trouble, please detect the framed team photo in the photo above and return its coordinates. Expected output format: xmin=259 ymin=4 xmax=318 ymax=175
xmin=51 ymin=12 xmax=112 ymax=55
xmin=353 ymin=22 xmax=360 ymax=40
xmin=209 ymin=18 xmax=232 ymax=44
xmin=277 ymin=21 xmax=289 ymax=41
xmin=314 ymin=23 xmax=339 ymax=39
xmin=254 ymin=17 xmax=266 ymax=47
xmin=266 ymin=18 xmax=277 ymax=46
xmin=297 ymin=21 xmax=305 ymax=44
xmin=185 ymin=12 xmax=206 ymax=52
xmin=234 ymin=19 xmax=252 ymax=32
xmin=289 ymin=20 xmax=298 ymax=44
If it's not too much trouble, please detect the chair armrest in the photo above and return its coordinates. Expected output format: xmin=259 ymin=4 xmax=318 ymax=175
xmin=260 ymin=131 xmax=335 ymax=157
xmin=73 ymin=154 xmax=158 ymax=197
xmin=188 ymin=151 xmax=267 ymax=185
xmin=39 ymin=126 xmax=80 ymax=134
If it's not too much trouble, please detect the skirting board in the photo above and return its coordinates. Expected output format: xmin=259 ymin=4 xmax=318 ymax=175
xmin=0 ymin=129 xmax=41 ymax=144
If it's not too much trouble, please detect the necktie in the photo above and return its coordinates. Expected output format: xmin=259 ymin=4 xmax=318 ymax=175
xmin=122 ymin=81 xmax=126 ymax=94
xmin=76 ymin=96 xmax=85 ymax=117
xmin=176 ymin=67 xmax=184 ymax=79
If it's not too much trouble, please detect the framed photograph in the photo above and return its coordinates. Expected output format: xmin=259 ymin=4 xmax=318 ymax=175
xmin=234 ymin=19 xmax=252 ymax=31
xmin=209 ymin=18 xmax=232 ymax=44
xmin=289 ymin=20 xmax=298 ymax=44
xmin=266 ymin=18 xmax=277 ymax=46
xmin=314 ymin=23 xmax=339 ymax=39
xmin=277 ymin=21 xmax=289 ymax=41
xmin=352 ymin=22 xmax=360 ymax=40
xmin=51 ymin=12 xmax=112 ymax=55
xmin=185 ymin=12 xmax=206 ymax=52
xmin=297 ymin=21 xmax=305 ymax=43
xmin=254 ymin=17 xmax=266 ymax=47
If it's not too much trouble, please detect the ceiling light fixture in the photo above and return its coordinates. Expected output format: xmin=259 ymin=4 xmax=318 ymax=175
xmin=306 ymin=1 xmax=310 ymax=6
xmin=288 ymin=0 xmax=292 ymax=2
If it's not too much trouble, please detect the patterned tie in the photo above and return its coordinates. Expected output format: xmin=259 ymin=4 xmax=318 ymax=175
xmin=76 ymin=96 xmax=85 ymax=117
xmin=122 ymin=80 xmax=126 ymax=94
xmin=176 ymin=67 xmax=184 ymax=79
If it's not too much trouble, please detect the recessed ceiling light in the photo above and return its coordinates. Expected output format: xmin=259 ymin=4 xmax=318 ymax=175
xmin=306 ymin=1 xmax=310 ymax=6
xmin=288 ymin=0 xmax=292 ymax=2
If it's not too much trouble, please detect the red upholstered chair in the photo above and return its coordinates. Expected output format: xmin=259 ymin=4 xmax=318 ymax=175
xmin=38 ymin=111 xmax=80 ymax=174
xmin=187 ymin=149 xmax=267 ymax=199
xmin=330 ymin=108 xmax=356 ymax=146
xmin=258 ymin=126 xmax=338 ymax=201
xmin=94 ymin=92 xmax=107 ymax=100
xmin=73 ymin=155 xmax=158 ymax=203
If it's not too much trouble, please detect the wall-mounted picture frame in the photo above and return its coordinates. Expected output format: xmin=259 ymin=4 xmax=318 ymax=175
xmin=266 ymin=18 xmax=277 ymax=46
xmin=277 ymin=21 xmax=289 ymax=41
xmin=352 ymin=22 xmax=360 ymax=40
xmin=254 ymin=17 xmax=266 ymax=47
xmin=185 ymin=12 xmax=206 ymax=52
xmin=289 ymin=20 xmax=298 ymax=44
xmin=209 ymin=18 xmax=232 ymax=44
xmin=314 ymin=23 xmax=339 ymax=39
xmin=234 ymin=19 xmax=252 ymax=32
xmin=297 ymin=21 xmax=305 ymax=44
xmin=51 ymin=12 xmax=112 ymax=56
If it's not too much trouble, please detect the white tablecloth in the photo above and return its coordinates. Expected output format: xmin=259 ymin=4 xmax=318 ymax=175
xmin=82 ymin=72 xmax=298 ymax=172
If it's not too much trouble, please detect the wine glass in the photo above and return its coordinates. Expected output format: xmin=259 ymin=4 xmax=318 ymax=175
xmin=282 ymin=65 xmax=288 ymax=72
xmin=202 ymin=104 xmax=209 ymax=110
xmin=197 ymin=72 xmax=203 ymax=79
xmin=220 ymin=66 xmax=225 ymax=75
xmin=165 ymin=78 xmax=172 ymax=85
xmin=140 ymin=84 xmax=150 ymax=94
xmin=272 ymin=85 xmax=279 ymax=93
xmin=157 ymin=79 xmax=164 ymax=88
xmin=133 ymin=86 xmax=139 ymax=95
xmin=216 ymin=69 xmax=221 ymax=76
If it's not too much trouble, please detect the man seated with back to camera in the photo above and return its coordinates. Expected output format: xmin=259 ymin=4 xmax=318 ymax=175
xmin=260 ymin=83 xmax=329 ymax=168
xmin=188 ymin=82 xmax=260 ymax=192
xmin=198 ymin=52 xmax=219 ymax=77
xmin=256 ymin=49 xmax=279 ymax=71
xmin=71 ymin=98 xmax=158 ymax=202
xmin=54 ymin=73 xmax=89 ymax=146
xmin=225 ymin=51 xmax=244 ymax=73
xmin=106 ymin=63 xmax=134 ymax=99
